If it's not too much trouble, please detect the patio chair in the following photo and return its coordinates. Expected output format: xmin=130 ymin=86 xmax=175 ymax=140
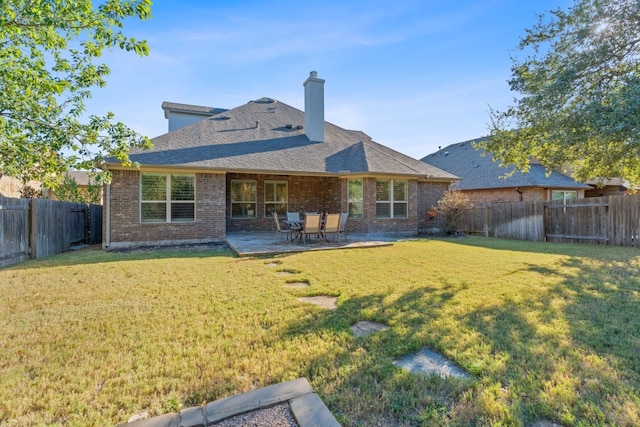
xmin=338 ymin=212 xmax=349 ymax=242
xmin=322 ymin=213 xmax=341 ymax=242
xmin=286 ymin=212 xmax=301 ymax=222
xmin=286 ymin=212 xmax=301 ymax=232
xmin=272 ymin=212 xmax=295 ymax=241
xmin=299 ymin=213 xmax=322 ymax=243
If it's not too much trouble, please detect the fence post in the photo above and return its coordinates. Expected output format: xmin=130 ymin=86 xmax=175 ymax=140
xmin=29 ymin=198 xmax=37 ymax=258
xmin=483 ymin=206 xmax=489 ymax=237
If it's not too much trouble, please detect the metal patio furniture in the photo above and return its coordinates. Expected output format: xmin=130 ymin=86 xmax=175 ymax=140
xmin=273 ymin=212 xmax=295 ymax=241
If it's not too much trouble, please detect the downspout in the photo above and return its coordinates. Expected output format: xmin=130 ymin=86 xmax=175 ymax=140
xmin=515 ymin=187 xmax=523 ymax=202
xmin=104 ymin=183 xmax=111 ymax=249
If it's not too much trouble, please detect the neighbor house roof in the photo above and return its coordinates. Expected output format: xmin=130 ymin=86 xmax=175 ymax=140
xmin=110 ymin=98 xmax=457 ymax=180
xmin=421 ymin=138 xmax=590 ymax=190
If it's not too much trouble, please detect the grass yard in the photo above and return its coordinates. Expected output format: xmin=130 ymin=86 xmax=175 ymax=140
xmin=1 ymin=237 xmax=640 ymax=426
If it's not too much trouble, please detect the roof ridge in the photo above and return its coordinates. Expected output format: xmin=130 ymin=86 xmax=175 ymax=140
xmin=363 ymin=139 xmax=442 ymax=176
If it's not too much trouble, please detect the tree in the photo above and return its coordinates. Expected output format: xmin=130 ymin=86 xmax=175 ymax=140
xmin=0 ymin=0 xmax=153 ymax=190
xmin=482 ymin=0 xmax=640 ymax=187
xmin=55 ymin=173 xmax=102 ymax=204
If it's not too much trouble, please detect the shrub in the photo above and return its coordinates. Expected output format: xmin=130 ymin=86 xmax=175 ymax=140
xmin=437 ymin=190 xmax=471 ymax=235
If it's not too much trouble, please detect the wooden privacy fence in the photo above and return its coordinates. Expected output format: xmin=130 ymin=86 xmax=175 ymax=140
xmin=458 ymin=194 xmax=640 ymax=246
xmin=1 ymin=196 xmax=102 ymax=268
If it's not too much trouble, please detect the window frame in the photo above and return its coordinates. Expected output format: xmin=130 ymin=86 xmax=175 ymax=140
xmin=375 ymin=179 xmax=408 ymax=219
xmin=264 ymin=180 xmax=288 ymax=216
xmin=551 ymin=190 xmax=578 ymax=203
xmin=230 ymin=180 xmax=257 ymax=219
xmin=140 ymin=173 xmax=196 ymax=223
xmin=348 ymin=179 xmax=363 ymax=219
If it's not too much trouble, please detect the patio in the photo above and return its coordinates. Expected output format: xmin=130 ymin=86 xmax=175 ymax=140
xmin=224 ymin=232 xmax=403 ymax=257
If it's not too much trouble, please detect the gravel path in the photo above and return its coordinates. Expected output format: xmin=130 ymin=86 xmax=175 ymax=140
xmin=212 ymin=402 xmax=298 ymax=427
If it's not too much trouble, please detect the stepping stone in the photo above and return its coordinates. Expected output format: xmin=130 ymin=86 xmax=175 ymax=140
xmin=285 ymin=282 xmax=309 ymax=289
xmin=277 ymin=270 xmax=297 ymax=276
xmin=350 ymin=321 xmax=389 ymax=337
xmin=297 ymin=296 xmax=338 ymax=310
xmin=527 ymin=420 xmax=564 ymax=427
xmin=394 ymin=348 xmax=471 ymax=379
xmin=264 ymin=262 xmax=280 ymax=267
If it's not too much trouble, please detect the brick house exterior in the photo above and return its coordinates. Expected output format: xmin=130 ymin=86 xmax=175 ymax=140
xmin=103 ymin=72 xmax=456 ymax=249
xmin=422 ymin=139 xmax=590 ymax=204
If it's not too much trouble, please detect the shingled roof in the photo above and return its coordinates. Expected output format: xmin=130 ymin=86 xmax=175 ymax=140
xmin=116 ymin=98 xmax=456 ymax=180
xmin=421 ymin=138 xmax=590 ymax=190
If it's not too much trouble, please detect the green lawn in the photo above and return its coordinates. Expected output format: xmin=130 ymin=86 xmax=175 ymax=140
xmin=1 ymin=237 xmax=639 ymax=426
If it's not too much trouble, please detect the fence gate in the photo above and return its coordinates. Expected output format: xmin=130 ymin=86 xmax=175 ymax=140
xmin=0 ymin=196 xmax=103 ymax=268
xmin=0 ymin=196 xmax=31 ymax=268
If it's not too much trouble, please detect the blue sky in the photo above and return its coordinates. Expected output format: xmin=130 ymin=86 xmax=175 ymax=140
xmin=88 ymin=0 xmax=569 ymax=160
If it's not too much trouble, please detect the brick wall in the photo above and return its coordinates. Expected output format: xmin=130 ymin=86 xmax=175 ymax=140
xmin=417 ymin=181 xmax=450 ymax=231
xmin=226 ymin=174 xmax=341 ymax=233
xmin=462 ymin=187 xmax=546 ymax=203
xmin=106 ymin=170 xmax=225 ymax=248
xmin=107 ymin=170 xmax=453 ymax=243
xmin=462 ymin=187 xmax=586 ymax=203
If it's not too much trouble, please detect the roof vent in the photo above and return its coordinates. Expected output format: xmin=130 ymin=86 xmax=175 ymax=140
xmin=285 ymin=124 xmax=293 ymax=129
xmin=296 ymin=125 xmax=304 ymax=130
xmin=213 ymin=116 xmax=231 ymax=121
xmin=252 ymin=97 xmax=276 ymax=104
xmin=444 ymin=151 xmax=450 ymax=156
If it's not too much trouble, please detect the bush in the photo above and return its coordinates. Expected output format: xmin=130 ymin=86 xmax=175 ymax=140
xmin=437 ymin=191 xmax=471 ymax=235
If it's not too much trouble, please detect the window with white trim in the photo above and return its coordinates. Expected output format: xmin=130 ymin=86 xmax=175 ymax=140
xmin=348 ymin=179 xmax=363 ymax=218
xmin=376 ymin=179 xmax=407 ymax=218
xmin=231 ymin=180 xmax=257 ymax=218
xmin=265 ymin=181 xmax=287 ymax=216
xmin=141 ymin=173 xmax=195 ymax=223
xmin=551 ymin=190 xmax=578 ymax=203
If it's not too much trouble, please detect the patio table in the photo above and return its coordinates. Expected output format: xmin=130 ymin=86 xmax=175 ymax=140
xmin=284 ymin=220 xmax=304 ymax=241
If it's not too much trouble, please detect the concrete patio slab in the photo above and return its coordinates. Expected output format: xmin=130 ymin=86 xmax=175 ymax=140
xmin=225 ymin=232 xmax=400 ymax=257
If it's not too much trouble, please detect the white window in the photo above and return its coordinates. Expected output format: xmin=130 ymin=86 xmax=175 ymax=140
xmin=551 ymin=190 xmax=578 ymax=203
xmin=140 ymin=173 xmax=195 ymax=223
xmin=376 ymin=179 xmax=407 ymax=218
xmin=231 ymin=180 xmax=257 ymax=218
xmin=265 ymin=181 xmax=288 ymax=216
xmin=348 ymin=179 xmax=363 ymax=218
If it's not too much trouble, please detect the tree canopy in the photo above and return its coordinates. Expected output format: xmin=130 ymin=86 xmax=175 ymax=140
xmin=0 ymin=0 xmax=153 ymax=189
xmin=481 ymin=0 xmax=640 ymax=187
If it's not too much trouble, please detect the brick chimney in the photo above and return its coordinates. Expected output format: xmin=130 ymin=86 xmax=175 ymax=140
xmin=303 ymin=71 xmax=325 ymax=142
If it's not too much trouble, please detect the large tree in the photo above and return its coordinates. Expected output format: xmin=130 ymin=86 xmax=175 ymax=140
xmin=482 ymin=0 xmax=640 ymax=187
xmin=0 ymin=0 xmax=153 ymax=189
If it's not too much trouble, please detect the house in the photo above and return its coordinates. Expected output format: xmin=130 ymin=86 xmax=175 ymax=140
xmin=583 ymin=178 xmax=635 ymax=198
xmin=102 ymin=72 xmax=457 ymax=249
xmin=421 ymin=138 xmax=590 ymax=203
